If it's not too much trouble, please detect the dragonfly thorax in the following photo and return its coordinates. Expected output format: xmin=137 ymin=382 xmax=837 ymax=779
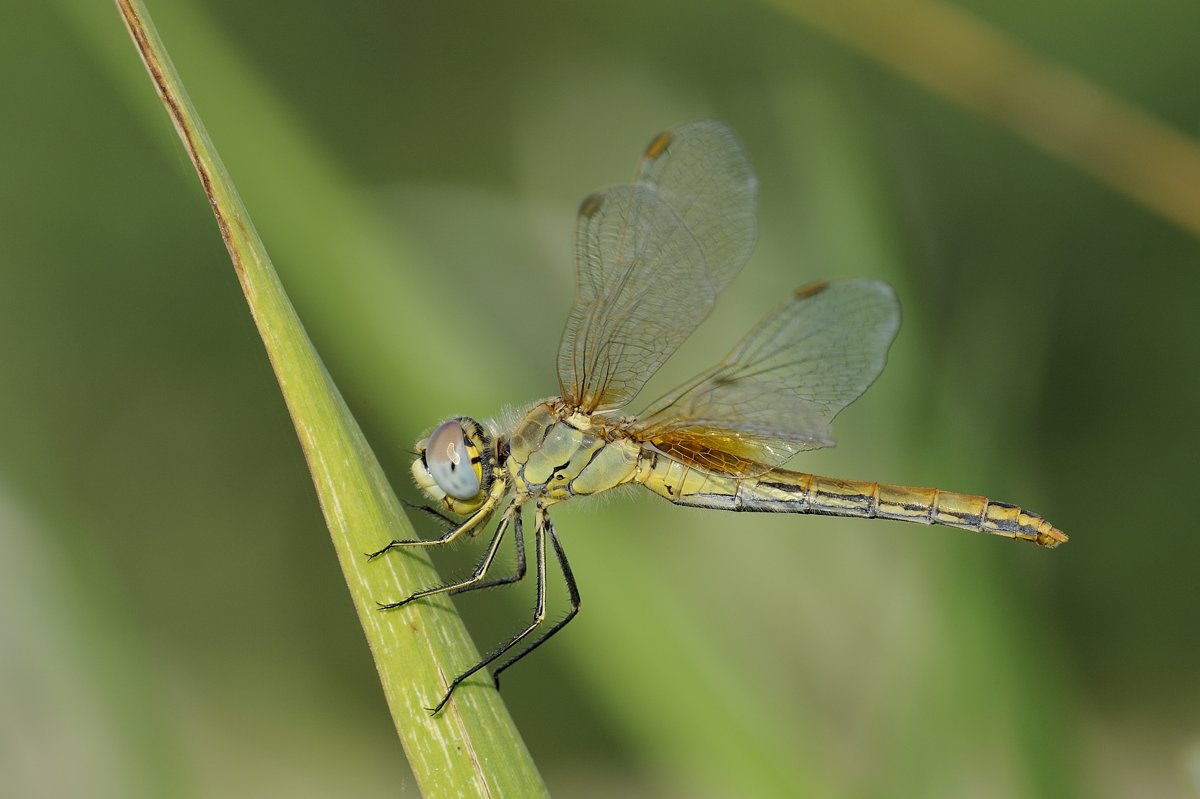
xmin=506 ymin=400 xmax=641 ymax=503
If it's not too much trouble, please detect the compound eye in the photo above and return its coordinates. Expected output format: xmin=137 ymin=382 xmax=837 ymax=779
xmin=425 ymin=420 xmax=481 ymax=500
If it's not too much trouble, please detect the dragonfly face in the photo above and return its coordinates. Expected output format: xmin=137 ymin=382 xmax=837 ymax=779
xmin=411 ymin=416 xmax=494 ymax=516
xmin=376 ymin=121 xmax=1067 ymax=716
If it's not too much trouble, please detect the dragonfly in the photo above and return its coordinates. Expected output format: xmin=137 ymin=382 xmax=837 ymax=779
xmin=371 ymin=121 xmax=1068 ymax=714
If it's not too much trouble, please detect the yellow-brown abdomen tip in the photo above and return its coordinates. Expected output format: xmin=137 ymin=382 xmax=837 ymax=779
xmin=1037 ymin=525 xmax=1069 ymax=548
xmin=645 ymin=131 xmax=673 ymax=159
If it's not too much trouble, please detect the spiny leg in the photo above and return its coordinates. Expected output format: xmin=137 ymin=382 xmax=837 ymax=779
xmin=428 ymin=505 xmax=550 ymax=715
xmin=492 ymin=509 xmax=580 ymax=690
xmin=450 ymin=510 xmax=527 ymax=597
xmin=366 ymin=476 xmax=507 ymax=559
xmin=377 ymin=503 xmax=517 ymax=610
xmin=404 ymin=497 xmax=499 ymax=541
xmin=400 ymin=498 xmax=458 ymax=532
xmin=365 ymin=512 xmax=483 ymax=560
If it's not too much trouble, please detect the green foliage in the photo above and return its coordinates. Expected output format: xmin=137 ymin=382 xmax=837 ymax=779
xmin=3 ymin=0 xmax=1198 ymax=796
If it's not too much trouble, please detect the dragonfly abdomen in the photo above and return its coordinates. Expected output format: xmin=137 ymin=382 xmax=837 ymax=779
xmin=800 ymin=476 xmax=1066 ymax=548
xmin=640 ymin=455 xmax=1066 ymax=548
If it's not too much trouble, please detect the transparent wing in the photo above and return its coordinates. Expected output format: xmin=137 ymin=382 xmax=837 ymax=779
xmin=631 ymin=279 xmax=901 ymax=472
xmin=557 ymin=121 xmax=758 ymax=413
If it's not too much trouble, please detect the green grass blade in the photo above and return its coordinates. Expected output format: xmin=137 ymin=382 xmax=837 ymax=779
xmin=112 ymin=1 xmax=546 ymax=794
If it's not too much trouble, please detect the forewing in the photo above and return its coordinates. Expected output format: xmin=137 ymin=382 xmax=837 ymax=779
xmin=557 ymin=121 xmax=757 ymax=412
xmin=632 ymin=279 xmax=900 ymax=470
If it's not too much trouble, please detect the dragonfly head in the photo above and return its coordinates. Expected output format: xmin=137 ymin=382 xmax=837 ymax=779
xmin=412 ymin=417 xmax=493 ymax=515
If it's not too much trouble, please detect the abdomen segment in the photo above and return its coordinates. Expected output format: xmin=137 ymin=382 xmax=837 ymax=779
xmin=638 ymin=455 xmax=1067 ymax=548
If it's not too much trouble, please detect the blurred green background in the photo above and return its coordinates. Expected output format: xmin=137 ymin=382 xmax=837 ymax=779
xmin=4 ymin=1 xmax=1199 ymax=796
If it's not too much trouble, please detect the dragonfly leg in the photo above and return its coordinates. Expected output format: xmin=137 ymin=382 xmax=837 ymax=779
xmin=366 ymin=475 xmax=507 ymax=559
xmin=400 ymin=498 xmax=458 ymax=532
xmin=491 ymin=509 xmax=580 ymax=691
xmin=427 ymin=504 xmax=550 ymax=715
xmin=377 ymin=503 xmax=517 ymax=610
xmin=449 ymin=509 xmax=527 ymax=597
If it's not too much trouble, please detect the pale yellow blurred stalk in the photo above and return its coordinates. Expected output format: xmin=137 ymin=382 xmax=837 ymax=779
xmin=767 ymin=0 xmax=1200 ymax=238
